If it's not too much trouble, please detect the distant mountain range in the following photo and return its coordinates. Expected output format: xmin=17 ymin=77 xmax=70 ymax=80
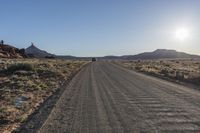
xmin=59 ymin=49 xmax=199 ymax=60
xmin=119 ymin=49 xmax=200 ymax=60
xmin=25 ymin=43 xmax=55 ymax=58
xmin=57 ymin=55 xmax=92 ymax=60
xmin=1 ymin=42 xmax=200 ymax=60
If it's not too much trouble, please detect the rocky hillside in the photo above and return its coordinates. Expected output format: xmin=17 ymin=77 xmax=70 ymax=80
xmin=25 ymin=43 xmax=55 ymax=58
xmin=0 ymin=44 xmax=27 ymax=58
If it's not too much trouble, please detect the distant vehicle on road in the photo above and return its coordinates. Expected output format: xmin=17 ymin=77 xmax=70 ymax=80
xmin=92 ymin=58 xmax=97 ymax=62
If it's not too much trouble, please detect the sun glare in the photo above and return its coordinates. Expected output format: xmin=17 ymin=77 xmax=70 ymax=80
xmin=175 ymin=27 xmax=189 ymax=41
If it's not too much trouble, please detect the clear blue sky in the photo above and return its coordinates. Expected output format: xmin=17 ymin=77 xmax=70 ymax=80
xmin=1 ymin=0 xmax=200 ymax=56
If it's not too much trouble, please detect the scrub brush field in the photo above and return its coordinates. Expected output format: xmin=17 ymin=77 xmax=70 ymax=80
xmin=117 ymin=59 xmax=200 ymax=85
xmin=0 ymin=58 xmax=87 ymax=133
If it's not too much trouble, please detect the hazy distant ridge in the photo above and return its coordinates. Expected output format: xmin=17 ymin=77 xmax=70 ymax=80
xmin=120 ymin=49 xmax=200 ymax=60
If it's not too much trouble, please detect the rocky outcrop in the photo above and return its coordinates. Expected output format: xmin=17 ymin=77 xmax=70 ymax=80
xmin=25 ymin=43 xmax=55 ymax=58
xmin=0 ymin=44 xmax=27 ymax=58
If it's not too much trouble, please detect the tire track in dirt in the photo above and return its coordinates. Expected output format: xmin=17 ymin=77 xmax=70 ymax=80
xmin=101 ymin=62 xmax=200 ymax=133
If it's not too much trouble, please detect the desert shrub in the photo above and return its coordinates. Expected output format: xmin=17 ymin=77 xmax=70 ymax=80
xmin=66 ymin=62 xmax=71 ymax=66
xmin=164 ymin=64 xmax=170 ymax=67
xmin=6 ymin=63 xmax=34 ymax=74
xmin=39 ymin=83 xmax=48 ymax=89
xmin=135 ymin=66 xmax=142 ymax=71
xmin=169 ymin=70 xmax=175 ymax=74
xmin=19 ymin=114 xmax=28 ymax=123
xmin=160 ymin=69 xmax=169 ymax=76
xmin=175 ymin=71 xmax=184 ymax=80
xmin=0 ymin=107 xmax=6 ymax=113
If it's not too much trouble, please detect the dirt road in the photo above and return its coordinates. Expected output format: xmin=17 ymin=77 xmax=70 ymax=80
xmin=39 ymin=61 xmax=200 ymax=133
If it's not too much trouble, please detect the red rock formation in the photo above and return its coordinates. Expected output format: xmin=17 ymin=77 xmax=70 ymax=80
xmin=0 ymin=44 xmax=27 ymax=58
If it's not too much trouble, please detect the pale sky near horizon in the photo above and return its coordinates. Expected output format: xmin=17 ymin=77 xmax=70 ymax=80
xmin=0 ymin=0 xmax=200 ymax=56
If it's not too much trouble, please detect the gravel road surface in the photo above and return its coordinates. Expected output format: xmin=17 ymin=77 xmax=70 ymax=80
xmin=39 ymin=61 xmax=200 ymax=133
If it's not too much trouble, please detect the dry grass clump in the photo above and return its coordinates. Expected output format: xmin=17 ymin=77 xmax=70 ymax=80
xmin=0 ymin=58 xmax=87 ymax=133
xmin=5 ymin=63 xmax=34 ymax=74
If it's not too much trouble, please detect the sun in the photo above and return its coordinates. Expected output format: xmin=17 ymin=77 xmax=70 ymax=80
xmin=175 ymin=27 xmax=189 ymax=41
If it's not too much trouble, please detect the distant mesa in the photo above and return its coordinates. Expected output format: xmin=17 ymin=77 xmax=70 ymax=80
xmin=25 ymin=43 xmax=55 ymax=58
xmin=0 ymin=40 xmax=27 ymax=58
